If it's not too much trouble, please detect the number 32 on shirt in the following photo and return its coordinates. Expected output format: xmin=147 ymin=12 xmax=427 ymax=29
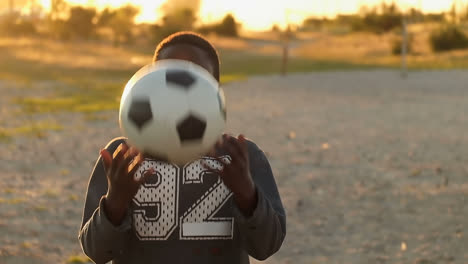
xmin=132 ymin=156 xmax=233 ymax=241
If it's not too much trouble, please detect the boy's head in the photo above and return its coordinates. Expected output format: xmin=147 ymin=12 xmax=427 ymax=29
xmin=153 ymin=31 xmax=220 ymax=82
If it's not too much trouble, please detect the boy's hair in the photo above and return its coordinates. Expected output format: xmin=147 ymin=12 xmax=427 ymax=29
xmin=153 ymin=31 xmax=220 ymax=82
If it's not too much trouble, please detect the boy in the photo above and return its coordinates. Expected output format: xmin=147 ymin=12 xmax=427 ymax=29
xmin=79 ymin=31 xmax=286 ymax=264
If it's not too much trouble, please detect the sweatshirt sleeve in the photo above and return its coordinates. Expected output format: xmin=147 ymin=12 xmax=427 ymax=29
xmin=78 ymin=137 xmax=132 ymax=264
xmin=232 ymin=141 xmax=287 ymax=261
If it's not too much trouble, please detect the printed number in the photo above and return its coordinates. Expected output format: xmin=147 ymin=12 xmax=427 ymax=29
xmin=132 ymin=160 xmax=179 ymax=240
xmin=132 ymin=157 xmax=233 ymax=241
xmin=180 ymin=157 xmax=233 ymax=240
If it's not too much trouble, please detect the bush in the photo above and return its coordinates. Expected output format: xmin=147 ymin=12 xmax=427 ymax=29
xmin=198 ymin=14 xmax=239 ymax=37
xmin=213 ymin=14 xmax=238 ymax=37
xmin=429 ymin=25 xmax=468 ymax=52
xmin=48 ymin=19 xmax=71 ymax=40
xmin=392 ymin=34 xmax=413 ymax=55
xmin=152 ymin=8 xmax=196 ymax=42
xmin=66 ymin=6 xmax=97 ymax=39
xmin=0 ymin=14 xmax=37 ymax=37
xmin=351 ymin=3 xmax=402 ymax=34
xmin=107 ymin=5 xmax=140 ymax=45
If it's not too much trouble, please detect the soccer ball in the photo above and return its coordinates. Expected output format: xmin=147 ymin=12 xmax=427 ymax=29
xmin=119 ymin=59 xmax=226 ymax=165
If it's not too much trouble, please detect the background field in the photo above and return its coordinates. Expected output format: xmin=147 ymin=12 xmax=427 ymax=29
xmin=1 ymin=33 xmax=468 ymax=264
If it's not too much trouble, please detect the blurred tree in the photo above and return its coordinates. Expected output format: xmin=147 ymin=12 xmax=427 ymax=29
xmin=378 ymin=2 xmax=401 ymax=32
xmin=197 ymin=13 xmax=239 ymax=37
xmin=430 ymin=24 xmax=468 ymax=52
xmin=463 ymin=5 xmax=468 ymax=22
xmin=27 ymin=0 xmax=44 ymax=21
xmin=66 ymin=6 xmax=97 ymax=39
xmin=424 ymin=13 xmax=445 ymax=23
xmin=0 ymin=0 xmax=30 ymax=15
xmin=153 ymin=7 xmax=196 ymax=42
xmin=213 ymin=14 xmax=238 ymax=37
xmin=50 ymin=0 xmax=68 ymax=20
xmin=301 ymin=17 xmax=334 ymax=31
xmin=159 ymin=0 xmax=201 ymax=18
xmin=107 ymin=5 xmax=140 ymax=45
xmin=9 ymin=0 xmax=14 ymax=14
xmin=4 ymin=0 xmax=32 ymax=13
xmin=408 ymin=7 xmax=424 ymax=22
xmin=97 ymin=7 xmax=116 ymax=27
xmin=449 ymin=2 xmax=458 ymax=24
xmin=392 ymin=34 xmax=413 ymax=55
xmin=162 ymin=8 xmax=196 ymax=30
xmin=271 ymin=24 xmax=280 ymax=33
xmin=0 ymin=0 xmax=39 ymax=37
xmin=351 ymin=2 xmax=402 ymax=33
xmin=47 ymin=0 xmax=70 ymax=39
xmin=0 ymin=15 xmax=37 ymax=36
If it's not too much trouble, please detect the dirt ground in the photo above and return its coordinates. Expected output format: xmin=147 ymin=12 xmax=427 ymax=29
xmin=2 ymin=70 xmax=468 ymax=264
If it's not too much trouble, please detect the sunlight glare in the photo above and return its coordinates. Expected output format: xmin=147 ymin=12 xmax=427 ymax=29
xmin=34 ymin=0 xmax=468 ymax=30
xmin=39 ymin=0 xmax=51 ymax=10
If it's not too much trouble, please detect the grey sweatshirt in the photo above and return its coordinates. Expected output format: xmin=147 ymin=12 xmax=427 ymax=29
xmin=79 ymin=137 xmax=286 ymax=264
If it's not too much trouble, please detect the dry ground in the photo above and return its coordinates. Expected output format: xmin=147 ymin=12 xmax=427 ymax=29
xmin=1 ymin=69 xmax=468 ymax=263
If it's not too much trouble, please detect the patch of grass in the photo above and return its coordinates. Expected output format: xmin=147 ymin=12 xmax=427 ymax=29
xmin=21 ymin=241 xmax=33 ymax=249
xmin=69 ymin=194 xmax=79 ymax=201
xmin=407 ymin=54 xmax=468 ymax=70
xmin=220 ymin=73 xmax=246 ymax=84
xmin=14 ymin=81 xmax=123 ymax=114
xmin=0 ymin=40 xmax=133 ymax=116
xmin=219 ymin=49 xmax=380 ymax=77
xmin=0 ymin=197 xmax=27 ymax=204
xmin=2 ymin=38 xmax=387 ymax=116
xmin=66 ymin=254 xmax=91 ymax=264
xmin=0 ymin=46 xmax=136 ymax=85
xmin=33 ymin=205 xmax=48 ymax=212
xmin=0 ymin=121 xmax=63 ymax=141
xmin=14 ymin=95 xmax=119 ymax=114
xmin=10 ymin=36 xmax=468 ymax=119
xmin=3 ymin=188 xmax=15 ymax=194
xmin=9 ymin=198 xmax=26 ymax=204
xmin=43 ymin=189 xmax=59 ymax=198
xmin=84 ymin=112 xmax=111 ymax=121
xmin=411 ymin=168 xmax=423 ymax=177
xmin=0 ymin=129 xmax=12 ymax=142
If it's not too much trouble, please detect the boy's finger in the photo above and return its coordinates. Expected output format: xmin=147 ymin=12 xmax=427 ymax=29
xmin=215 ymin=136 xmax=224 ymax=148
xmin=238 ymin=134 xmax=249 ymax=163
xmin=111 ymin=143 xmax=128 ymax=177
xmin=100 ymin=149 xmax=112 ymax=171
xmin=113 ymin=143 xmax=129 ymax=159
xmin=230 ymin=135 xmax=248 ymax=161
xmin=223 ymin=139 xmax=244 ymax=164
xmin=238 ymin=134 xmax=247 ymax=150
xmin=117 ymin=148 xmax=140 ymax=178
xmin=214 ymin=157 xmax=232 ymax=170
xmin=127 ymin=153 xmax=144 ymax=181
xmin=201 ymin=160 xmax=223 ymax=175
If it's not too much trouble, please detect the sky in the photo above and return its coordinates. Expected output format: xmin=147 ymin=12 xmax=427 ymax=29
xmin=33 ymin=0 xmax=468 ymax=30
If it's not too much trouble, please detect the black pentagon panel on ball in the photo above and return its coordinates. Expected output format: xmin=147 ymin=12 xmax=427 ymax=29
xmin=128 ymin=98 xmax=153 ymax=130
xmin=176 ymin=114 xmax=207 ymax=143
xmin=166 ymin=69 xmax=196 ymax=90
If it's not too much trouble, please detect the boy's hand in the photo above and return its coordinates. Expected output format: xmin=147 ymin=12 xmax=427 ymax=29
xmin=100 ymin=142 xmax=151 ymax=226
xmin=203 ymin=134 xmax=257 ymax=217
